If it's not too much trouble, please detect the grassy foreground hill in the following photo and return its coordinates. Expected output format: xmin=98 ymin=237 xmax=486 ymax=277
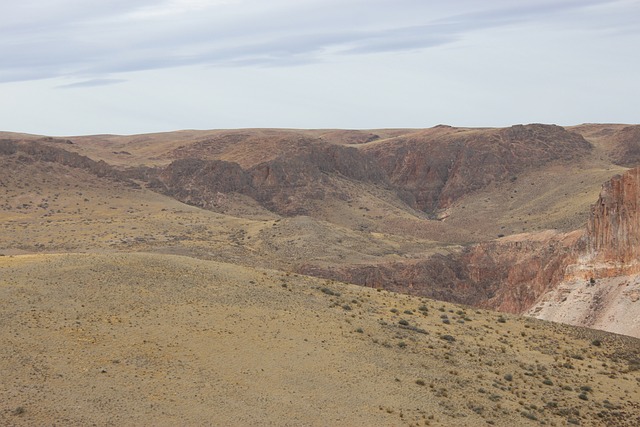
xmin=2 ymin=252 xmax=640 ymax=426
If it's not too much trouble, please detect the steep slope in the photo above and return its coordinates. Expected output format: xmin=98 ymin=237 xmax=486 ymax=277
xmin=300 ymin=230 xmax=580 ymax=314
xmin=306 ymin=166 xmax=640 ymax=339
xmin=528 ymin=167 xmax=640 ymax=336
xmin=586 ymin=167 xmax=640 ymax=266
xmin=571 ymin=124 xmax=640 ymax=168
xmin=361 ymin=124 xmax=592 ymax=213
xmin=150 ymin=142 xmax=390 ymax=216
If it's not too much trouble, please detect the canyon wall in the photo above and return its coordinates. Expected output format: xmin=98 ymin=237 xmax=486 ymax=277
xmin=304 ymin=167 xmax=640 ymax=320
xmin=300 ymin=230 xmax=581 ymax=314
xmin=527 ymin=167 xmax=640 ymax=338
xmin=585 ymin=168 xmax=640 ymax=265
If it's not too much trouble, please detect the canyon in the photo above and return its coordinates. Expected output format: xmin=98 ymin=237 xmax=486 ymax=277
xmin=2 ymin=124 xmax=640 ymax=338
xmin=3 ymin=123 xmax=640 ymax=426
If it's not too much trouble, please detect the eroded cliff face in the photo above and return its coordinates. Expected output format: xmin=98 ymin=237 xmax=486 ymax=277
xmin=585 ymin=167 xmax=640 ymax=265
xmin=149 ymin=143 xmax=389 ymax=215
xmin=527 ymin=167 xmax=640 ymax=337
xmin=302 ymin=167 xmax=640 ymax=320
xmin=299 ymin=230 xmax=581 ymax=314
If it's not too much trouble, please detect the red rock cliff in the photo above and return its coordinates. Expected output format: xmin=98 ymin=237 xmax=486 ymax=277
xmin=586 ymin=167 xmax=640 ymax=263
xmin=573 ymin=167 xmax=640 ymax=280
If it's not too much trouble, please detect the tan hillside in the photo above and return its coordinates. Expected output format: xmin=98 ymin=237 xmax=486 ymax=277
xmin=2 ymin=252 xmax=640 ymax=426
xmin=3 ymin=123 xmax=640 ymax=425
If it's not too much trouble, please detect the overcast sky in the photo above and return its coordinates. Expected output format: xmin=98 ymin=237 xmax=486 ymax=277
xmin=1 ymin=0 xmax=639 ymax=135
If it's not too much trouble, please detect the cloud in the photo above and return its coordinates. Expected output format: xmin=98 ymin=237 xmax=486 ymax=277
xmin=56 ymin=78 xmax=127 ymax=89
xmin=0 ymin=0 xmax=632 ymax=84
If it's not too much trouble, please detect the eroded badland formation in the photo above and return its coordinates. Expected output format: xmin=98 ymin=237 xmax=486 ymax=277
xmin=2 ymin=123 xmax=640 ymax=425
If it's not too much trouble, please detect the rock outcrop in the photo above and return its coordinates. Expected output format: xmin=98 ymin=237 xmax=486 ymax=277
xmin=0 ymin=139 xmax=129 ymax=183
xmin=155 ymin=159 xmax=254 ymax=210
xmin=150 ymin=143 xmax=389 ymax=215
xmin=586 ymin=167 xmax=640 ymax=264
xmin=609 ymin=125 xmax=640 ymax=167
xmin=518 ymin=167 xmax=640 ymax=337
xmin=301 ymin=166 xmax=640 ymax=318
xmin=364 ymin=124 xmax=592 ymax=213
xmin=300 ymin=230 xmax=581 ymax=313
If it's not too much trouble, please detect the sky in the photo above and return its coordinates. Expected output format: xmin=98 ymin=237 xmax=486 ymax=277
xmin=1 ymin=0 xmax=639 ymax=136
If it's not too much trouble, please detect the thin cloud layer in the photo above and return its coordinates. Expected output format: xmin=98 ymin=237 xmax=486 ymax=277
xmin=1 ymin=0 xmax=639 ymax=135
xmin=0 ymin=0 xmax=629 ymax=83
xmin=57 ymin=78 xmax=127 ymax=89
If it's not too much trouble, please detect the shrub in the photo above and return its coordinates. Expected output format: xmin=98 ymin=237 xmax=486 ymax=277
xmin=398 ymin=319 xmax=409 ymax=326
xmin=440 ymin=334 xmax=456 ymax=342
xmin=504 ymin=374 xmax=513 ymax=382
xmin=416 ymin=379 xmax=426 ymax=386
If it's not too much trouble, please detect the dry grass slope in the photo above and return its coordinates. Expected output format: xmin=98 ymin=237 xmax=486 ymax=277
xmin=2 ymin=253 xmax=640 ymax=426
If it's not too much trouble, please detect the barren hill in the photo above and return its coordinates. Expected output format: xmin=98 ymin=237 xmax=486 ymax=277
xmin=2 ymin=252 xmax=640 ymax=426
xmin=3 ymin=123 xmax=640 ymax=424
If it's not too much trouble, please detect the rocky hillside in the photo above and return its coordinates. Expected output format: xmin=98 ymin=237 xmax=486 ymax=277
xmin=2 ymin=124 xmax=640 ymax=339
xmin=362 ymin=124 xmax=592 ymax=212
xmin=586 ymin=167 xmax=640 ymax=266
xmin=305 ymin=166 xmax=640 ymax=339
xmin=152 ymin=143 xmax=389 ymax=215
xmin=526 ymin=167 xmax=640 ymax=337
xmin=0 ymin=138 xmax=126 ymax=182
xmin=300 ymin=230 xmax=581 ymax=314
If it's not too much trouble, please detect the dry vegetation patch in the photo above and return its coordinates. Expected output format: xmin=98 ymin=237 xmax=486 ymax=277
xmin=2 ymin=253 xmax=639 ymax=426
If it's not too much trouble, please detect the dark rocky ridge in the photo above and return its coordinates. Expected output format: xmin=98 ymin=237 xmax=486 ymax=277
xmin=0 ymin=139 xmax=130 ymax=183
xmin=609 ymin=125 xmax=640 ymax=167
xmin=144 ymin=124 xmax=592 ymax=218
xmin=364 ymin=124 xmax=592 ymax=212
xmin=151 ymin=143 xmax=389 ymax=215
